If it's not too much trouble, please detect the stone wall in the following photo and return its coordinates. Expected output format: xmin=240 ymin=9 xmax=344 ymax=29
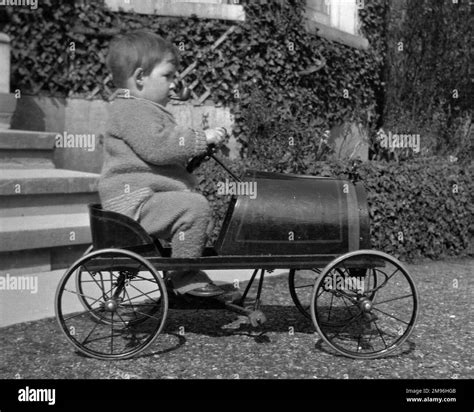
xmin=11 ymin=96 xmax=237 ymax=173
xmin=0 ymin=33 xmax=10 ymax=93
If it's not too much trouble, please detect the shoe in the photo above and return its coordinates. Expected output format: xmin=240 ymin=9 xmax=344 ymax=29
xmin=186 ymin=282 xmax=225 ymax=297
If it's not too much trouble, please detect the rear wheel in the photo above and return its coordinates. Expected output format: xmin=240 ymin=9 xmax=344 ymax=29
xmin=311 ymin=250 xmax=418 ymax=359
xmin=289 ymin=268 xmax=322 ymax=320
xmin=289 ymin=268 xmax=377 ymax=326
xmin=75 ymin=246 xmax=164 ymax=326
xmin=55 ymin=248 xmax=168 ymax=360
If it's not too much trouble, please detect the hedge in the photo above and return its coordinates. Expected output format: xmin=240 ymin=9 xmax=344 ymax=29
xmin=196 ymin=155 xmax=474 ymax=262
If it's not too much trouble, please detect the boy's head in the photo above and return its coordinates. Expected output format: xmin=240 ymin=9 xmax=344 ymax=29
xmin=106 ymin=30 xmax=179 ymax=105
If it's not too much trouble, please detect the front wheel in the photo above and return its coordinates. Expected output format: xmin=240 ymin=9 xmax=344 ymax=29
xmin=311 ymin=250 xmax=418 ymax=359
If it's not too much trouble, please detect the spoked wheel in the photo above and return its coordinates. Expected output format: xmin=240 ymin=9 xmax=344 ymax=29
xmin=311 ymin=250 xmax=418 ymax=359
xmin=289 ymin=268 xmax=322 ymax=320
xmin=55 ymin=248 xmax=169 ymax=360
xmin=75 ymin=245 xmax=106 ymax=324
xmin=289 ymin=268 xmax=376 ymax=326
xmin=75 ymin=247 xmax=163 ymax=326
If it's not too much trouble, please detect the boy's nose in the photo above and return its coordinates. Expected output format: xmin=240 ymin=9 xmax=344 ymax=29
xmin=169 ymin=80 xmax=191 ymax=101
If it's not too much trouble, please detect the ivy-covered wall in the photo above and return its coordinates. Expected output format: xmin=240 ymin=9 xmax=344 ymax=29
xmin=2 ymin=0 xmax=470 ymax=162
xmin=1 ymin=0 xmax=387 ymax=160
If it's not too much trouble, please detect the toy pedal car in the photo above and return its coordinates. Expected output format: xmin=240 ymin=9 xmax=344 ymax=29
xmin=55 ymin=145 xmax=418 ymax=361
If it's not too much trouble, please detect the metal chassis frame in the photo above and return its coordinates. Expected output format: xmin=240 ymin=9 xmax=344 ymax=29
xmin=81 ymin=251 xmax=385 ymax=315
xmin=83 ymin=254 xmax=382 ymax=271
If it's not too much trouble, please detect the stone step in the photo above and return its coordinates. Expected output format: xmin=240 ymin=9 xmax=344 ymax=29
xmin=0 ymin=151 xmax=55 ymax=168
xmin=0 ymin=131 xmax=99 ymax=271
xmin=0 ymin=129 xmax=56 ymax=168
xmin=0 ymin=168 xmax=98 ymax=196
xmin=0 ymin=192 xmax=99 ymax=217
xmin=0 ymin=245 xmax=90 ymax=276
xmin=0 ymin=213 xmax=91 ymax=252
xmin=0 ymin=129 xmax=56 ymax=149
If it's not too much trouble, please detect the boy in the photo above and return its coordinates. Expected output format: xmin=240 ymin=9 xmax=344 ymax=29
xmin=99 ymin=30 xmax=226 ymax=297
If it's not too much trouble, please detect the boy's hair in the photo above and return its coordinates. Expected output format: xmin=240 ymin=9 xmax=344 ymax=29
xmin=106 ymin=30 xmax=179 ymax=88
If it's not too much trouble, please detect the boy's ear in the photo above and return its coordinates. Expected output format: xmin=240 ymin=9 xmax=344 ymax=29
xmin=132 ymin=67 xmax=145 ymax=88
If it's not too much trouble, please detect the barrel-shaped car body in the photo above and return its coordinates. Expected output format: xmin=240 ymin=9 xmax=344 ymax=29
xmin=216 ymin=170 xmax=370 ymax=256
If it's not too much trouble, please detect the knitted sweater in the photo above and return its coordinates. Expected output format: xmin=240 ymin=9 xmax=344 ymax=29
xmin=98 ymin=95 xmax=208 ymax=219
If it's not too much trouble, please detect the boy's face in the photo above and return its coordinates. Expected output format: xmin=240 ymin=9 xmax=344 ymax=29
xmin=131 ymin=54 xmax=177 ymax=106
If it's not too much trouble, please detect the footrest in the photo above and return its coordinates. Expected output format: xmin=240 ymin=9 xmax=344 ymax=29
xmin=167 ymin=288 xmax=242 ymax=310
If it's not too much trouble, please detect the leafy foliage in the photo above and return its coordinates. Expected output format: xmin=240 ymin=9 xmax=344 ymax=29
xmin=306 ymin=157 xmax=473 ymax=261
xmin=382 ymin=0 xmax=473 ymax=162
xmin=233 ymin=0 xmax=386 ymax=163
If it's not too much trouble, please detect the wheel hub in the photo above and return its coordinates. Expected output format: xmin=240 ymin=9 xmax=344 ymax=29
xmin=104 ymin=299 xmax=119 ymax=312
xmin=359 ymin=298 xmax=373 ymax=312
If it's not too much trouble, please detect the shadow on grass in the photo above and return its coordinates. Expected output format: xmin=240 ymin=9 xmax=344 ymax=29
xmin=73 ymin=332 xmax=187 ymax=360
xmin=159 ymin=304 xmax=417 ymax=359
xmin=163 ymin=304 xmax=314 ymax=336
xmin=313 ymin=336 xmax=417 ymax=360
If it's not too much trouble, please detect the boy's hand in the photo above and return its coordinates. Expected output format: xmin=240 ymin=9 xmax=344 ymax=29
xmin=205 ymin=127 xmax=227 ymax=146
